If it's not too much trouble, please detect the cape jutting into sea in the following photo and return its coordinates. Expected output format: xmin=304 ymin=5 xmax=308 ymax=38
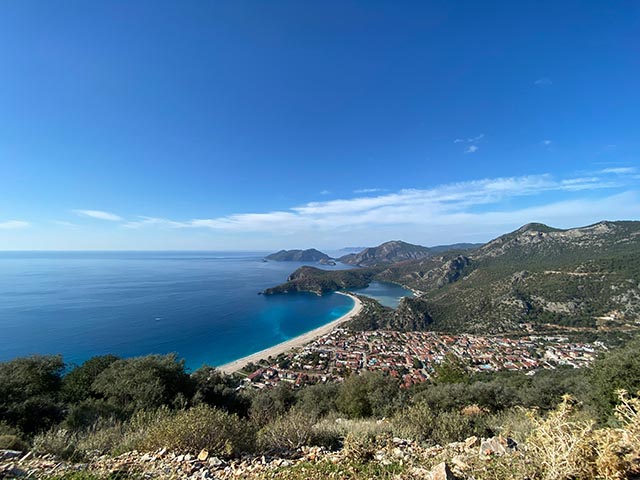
xmin=0 ymin=251 xmax=412 ymax=371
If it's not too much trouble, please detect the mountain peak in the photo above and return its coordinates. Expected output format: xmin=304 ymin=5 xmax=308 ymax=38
xmin=339 ymin=240 xmax=432 ymax=267
xmin=514 ymin=222 xmax=560 ymax=234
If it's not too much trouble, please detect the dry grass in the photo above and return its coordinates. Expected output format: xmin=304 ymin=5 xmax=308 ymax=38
xmin=257 ymin=410 xmax=316 ymax=452
xmin=135 ymin=404 xmax=254 ymax=456
xmin=526 ymin=391 xmax=640 ymax=480
xmin=591 ymin=390 xmax=640 ymax=479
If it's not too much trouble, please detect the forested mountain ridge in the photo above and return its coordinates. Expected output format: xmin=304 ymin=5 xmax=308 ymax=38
xmin=265 ymin=221 xmax=640 ymax=333
xmin=338 ymin=240 xmax=434 ymax=266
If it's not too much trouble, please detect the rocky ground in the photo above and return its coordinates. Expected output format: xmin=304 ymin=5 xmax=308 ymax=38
xmin=0 ymin=435 xmax=523 ymax=480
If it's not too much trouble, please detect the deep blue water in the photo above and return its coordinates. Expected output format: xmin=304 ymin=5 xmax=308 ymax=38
xmin=0 ymin=251 xmax=357 ymax=371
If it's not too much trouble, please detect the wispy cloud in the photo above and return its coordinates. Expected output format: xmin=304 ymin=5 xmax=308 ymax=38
xmin=454 ymin=134 xmax=484 ymax=144
xmin=455 ymin=134 xmax=484 ymax=154
xmin=0 ymin=220 xmax=29 ymax=229
xmin=121 ymin=216 xmax=185 ymax=229
xmin=118 ymin=168 xmax=638 ymax=236
xmin=320 ymin=190 xmax=331 ymax=195
xmin=465 ymin=145 xmax=479 ymax=154
xmin=534 ymin=77 xmax=553 ymax=87
xmin=74 ymin=210 xmax=123 ymax=221
xmin=542 ymin=139 xmax=552 ymax=146
xmin=598 ymin=167 xmax=636 ymax=175
xmin=354 ymin=188 xmax=385 ymax=194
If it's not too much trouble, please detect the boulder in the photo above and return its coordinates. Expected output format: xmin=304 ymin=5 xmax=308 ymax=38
xmin=479 ymin=436 xmax=517 ymax=456
xmin=464 ymin=436 xmax=479 ymax=450
xmin=427 ymin=462 xmax=459 ymax=480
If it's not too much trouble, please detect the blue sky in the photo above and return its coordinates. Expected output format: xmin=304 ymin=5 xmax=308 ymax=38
xmin=0 ymin=1 xmax=638 ymax=250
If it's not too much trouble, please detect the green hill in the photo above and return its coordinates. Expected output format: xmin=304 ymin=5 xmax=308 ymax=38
xmin=265 ymin=221 xmax=640 ymax=333
xmin=338 ymin=240 xmax=433 ymax=266
xmin=265 ymin=248 xmax=331 ymax=262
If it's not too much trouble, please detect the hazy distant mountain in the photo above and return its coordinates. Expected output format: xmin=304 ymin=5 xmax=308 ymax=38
xmin=336 ymin=247 xmax=368 ymax=254
xmin=264 ymin=249 xmax=331 ymax=262
xmin=337 ymin=241 xmax=481 ymax=267
xmin=428 ymin=242 xmax=483 ymax=253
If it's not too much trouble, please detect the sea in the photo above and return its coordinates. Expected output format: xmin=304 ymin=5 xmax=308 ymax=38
xmin=0 ymin=251 xmax=413 ymax=371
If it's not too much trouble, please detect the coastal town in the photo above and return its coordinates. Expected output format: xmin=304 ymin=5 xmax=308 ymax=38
xmin=238 ymin=328 xmax=602 ymax=389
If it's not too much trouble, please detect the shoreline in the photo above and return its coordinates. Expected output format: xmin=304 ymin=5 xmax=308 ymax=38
xmin=217 ymin=292 xmax=363 ymax=375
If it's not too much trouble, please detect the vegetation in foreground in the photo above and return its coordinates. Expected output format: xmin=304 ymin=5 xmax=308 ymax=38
xmin=0 ymin=337 xmax=639 ymax=478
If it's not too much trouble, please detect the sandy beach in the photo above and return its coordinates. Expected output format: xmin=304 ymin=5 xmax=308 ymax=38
xmin=217 ymin=292 xmax=362 ymax=374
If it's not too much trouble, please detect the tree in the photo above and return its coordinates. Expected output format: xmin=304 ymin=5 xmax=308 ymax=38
xmin=62 ymin=355 xmax=119 ymax=403
xmin=433 ymin=353 xmax=470 ymax=384
xmin=336 ymin=371 xmax=401 ymax=418
xmin=191 ymin=366 xmax=248 ymax=415
xmin=297 ymin=382 xmax=340 ymax=417
xmin=249 ymin=383 xmax=296 ymax=426
xmin=91 ymin=354 xmax=192 ymax=413
xmin=0 ymin=355 xmax=65 ymax=434
xmin=590 ymin=338 xmax=640 ymax=422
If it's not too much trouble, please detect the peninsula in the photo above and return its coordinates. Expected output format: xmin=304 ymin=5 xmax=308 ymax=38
xmin=264 ymin=248 xmax=331 ymax=262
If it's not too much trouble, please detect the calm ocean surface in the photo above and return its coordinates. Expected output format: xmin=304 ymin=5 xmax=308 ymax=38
xmin=0 ymin=252 xmax=412 ymax=371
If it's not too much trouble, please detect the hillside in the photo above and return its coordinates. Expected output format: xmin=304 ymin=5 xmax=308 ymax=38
xmin=428 ymin=242 xmax=483 ymax=253
xmin=418 ymin=221 xmax=640 ymax=333
xmin=263 ymin=266 xmax=378 ymax=295
xmin=265 ymin=249 xmax=331 ymax=262
xmin=266 ymin=221 xmax=640 ymax=334
xmin=338 ymin=240 xmax=433 ymax=266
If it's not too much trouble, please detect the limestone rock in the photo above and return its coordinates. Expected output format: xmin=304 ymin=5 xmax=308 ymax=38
xmin=464 ymin=435 xmax=479 ymax=450
xmin=427 ymin=462 xmax=459 ymax=480
xmin=479 ymin=436 xmax=517 ymax=456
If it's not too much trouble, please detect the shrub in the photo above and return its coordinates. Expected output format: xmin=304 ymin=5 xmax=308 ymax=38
xmin=135 ymin=404 xmax=254 ymax=456
xmin=526 ymin=395 xmax=597 ymax=480
xmin=91 ymin=354 xmax=192 ymax=414
xmin=432 ymin=410 xmax=482 ymax=445
xmin=191 ymin=366 xmax=248 ymax=415
xmin=409 ymin=383 xmax=470 ymax=414
xmin=393 ymin=400 xmax=489 ymax=445
xmin=0 ymin=355 xmax=65 ymax=434
xmin=249 ymin=384 xmax=296 ymax=427
xmin=75 ymin=418 xmax=128 ymax=457
xmin=32 ymin=427 xmax=81 ymax=460
xmin=309 ymin=422 xmax=343 ymax=451
xmin=296 ymin=382 xmax=340 ymax=418
xmin=485 ymin=407 xmax=535 ymax=444
xmin=257 ymin=410 xmax=316 ymax=452
xmin=392 ymin=400 xmax=435 ymax=443
xmin=590 ymin=390 xmax=640 ymax=479
xmin=336 ymin=372 xmax=401 ymax=419
xmin=590 ymin=338 xmax=640 ymax=422
xmin=342 ymin=431 xmax=384 ymax=463
xmin=64 ymin=399 xmax=123 ymax=430
xmin=0 ymin=421 xmax=19 ymax=436
xmin=311 ymin=415 xmax=394 ymax=452
xmin=523 ymin=392 xmax=640 ymax=479
xmin=62 ymin=355 xmax=119 ymax=403
xmin=0 ymin=434 xmax=28 ymax=451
